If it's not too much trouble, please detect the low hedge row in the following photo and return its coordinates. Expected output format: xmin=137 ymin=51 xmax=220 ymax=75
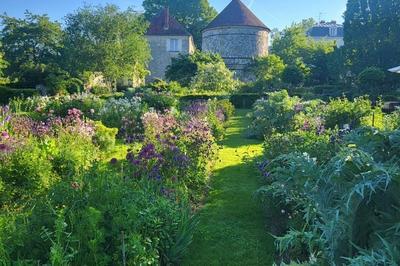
xmin=0 ymin=87 xmax=38 ymax=104
xmin=179 ymin=93 xmax=264 ymax=109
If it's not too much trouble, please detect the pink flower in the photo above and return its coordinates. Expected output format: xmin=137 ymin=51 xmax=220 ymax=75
xmin=1 ymin=131 xmax=9 ymax=140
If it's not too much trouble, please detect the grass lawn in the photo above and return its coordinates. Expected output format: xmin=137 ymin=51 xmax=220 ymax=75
xmin=183 ymin=109 xmax=274 ymax=265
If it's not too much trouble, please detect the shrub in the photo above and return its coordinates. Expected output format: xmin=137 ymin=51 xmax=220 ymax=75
xmin=166 ymin=51 xmax=224 ymax=87
xmin=92 ymin=121 xmax=118 ymax=150
xmin=282 ymin=65 xmax=305 ymax=87
xmin=0 ymin=139 xmax=57 ymax=204
xmin=358 ymin=67 xmax=385 ymax=93
xmin=0 ymin=87 xmax=38 ymax=105
xmin=248 ymin=90 xmax=300 ymax=138
xmin=98 ymin=97 xmax=145 ymax=132
xmin=141 ymin=90 xmax=178 ymax=111
xmin=263 ymin=130 xmax=334 ymax=163
xmin=323 ymin=96 xmax=375 ymax=129
xmin=190 ymin=62 xmax=238 ymax=92
xmin=247 ymin=55 xmax=286 ymax=89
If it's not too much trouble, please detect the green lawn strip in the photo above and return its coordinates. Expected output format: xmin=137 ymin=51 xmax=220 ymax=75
xmin=183 ymin=109 xmax=274 ymax=265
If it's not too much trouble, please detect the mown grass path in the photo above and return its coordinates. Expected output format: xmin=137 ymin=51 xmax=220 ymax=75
xmin=183 ymin=109 xmax=274 ymax=265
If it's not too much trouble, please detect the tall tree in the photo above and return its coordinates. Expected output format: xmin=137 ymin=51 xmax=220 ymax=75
xmin=0 ymin=43 xmax=9 ymax=85
xmin=271 ymin=20 xmax=337 ymax=85
xmin=63 ymin=5 xmax=151 ymax=86
xmin=143 ymin=0 xmax=218 ymax=47
xmin=0 ymin=12 xmax=63 ymax=87
xmin=344 ymin=0 xmax=400 ymax=74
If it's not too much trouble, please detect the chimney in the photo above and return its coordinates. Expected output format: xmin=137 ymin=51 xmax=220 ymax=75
xmin=163 ymin=7 xmax=170 ymax=30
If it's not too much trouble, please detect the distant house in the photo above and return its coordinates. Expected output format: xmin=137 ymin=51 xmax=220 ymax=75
xmin=307 ymin=21 xmax=344 ymax=47
xmin=146 ymin=7 xmax=195 ymax=82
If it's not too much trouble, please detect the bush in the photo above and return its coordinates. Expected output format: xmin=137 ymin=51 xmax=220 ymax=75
xmin=98 ymin=97 xmax=145 ymax=132
xmin=282 ymin=65 xmax=305 ymax=87
xmin=323 ymin=96 xmax=375 ymax=129
xmin=190 ymin=62 xmax=238 ymax=92
xmin=0 ymin=139 xmax=57 ymax=204
xmin=142 ymin=91 xmax=178 ymax=111
xmin=166 ymin=51 xmax=224 ymax=87
xmin=246 ymin=55 xmax=286 ymax=89
xmin=358 ymin=67 xmax=386 ymax=95
xmin=92 ymin=121 xmax=118 ymax=150
xmin=248 ymin=90 xmax=300 ymax=138
xmin=0 ymin=87 xmax=38 ymax=104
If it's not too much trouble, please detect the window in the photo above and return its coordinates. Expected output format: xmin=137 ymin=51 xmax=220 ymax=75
xmin=329 ymin=27 xmax=338 ymax=37
xmin=168 ymin=39 xmax=180 ymax=52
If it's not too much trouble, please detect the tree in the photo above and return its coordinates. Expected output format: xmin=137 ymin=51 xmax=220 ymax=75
xmin=344 ymin=0 xmax=400 ymax=74
xmin=271 ymin=20 xmax=337 ymax=85
xmin=190 ymin=62 xmax=237 ymax=92
xmin=358 ymin=67 xmax=385 ymax=96
xmin=247 ymin=55 xmax=286 ymax=89
xmin=63 ymin=5 xmax=150 ymax=87
xmin=0 ymin=43 xmax=9 ymax=85
xmin=0 ymin=12 xmax=63 ymax=87
xmin=165 ymin=51 xmax=223 ymax=86
xmin=143 ymin=0 xmax=217 ymax=47
xmin=282 ymin=65 xmax=305 ymax=87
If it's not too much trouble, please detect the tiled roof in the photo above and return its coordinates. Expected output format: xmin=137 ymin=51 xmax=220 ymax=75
xmin=146 ymin=7 xmax=191 ymax=36
xmin=204 ymin=0 xmax=270 ymax=31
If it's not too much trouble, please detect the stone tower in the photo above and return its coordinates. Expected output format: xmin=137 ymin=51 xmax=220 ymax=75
xmin=202 ymin=0 xmax=270 ymax=79
xmin=146 ymin=8 xmax=195 ymax=82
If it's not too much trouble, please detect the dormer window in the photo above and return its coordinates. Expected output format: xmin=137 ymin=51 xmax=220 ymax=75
xmin=168 ymin=39 xmax=180 ymax=52
xmin=329 ymin=27 xmax=338 ymax=37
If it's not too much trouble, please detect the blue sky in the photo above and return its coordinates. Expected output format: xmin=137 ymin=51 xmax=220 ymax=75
xmin=0 ymin=0 xmax=347 ymax=30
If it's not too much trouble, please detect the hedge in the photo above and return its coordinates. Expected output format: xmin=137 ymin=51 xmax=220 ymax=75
xmin=179 ymin=93 xmax=264 ymax=109
xmin=0 ymin=87 xmax=38 ymax=104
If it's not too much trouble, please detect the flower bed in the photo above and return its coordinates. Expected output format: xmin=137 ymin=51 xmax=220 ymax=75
xmin=252 ymin=90 xmax=400 ymax=264
xmin=0 ymin=94 xmax=234 ymax=264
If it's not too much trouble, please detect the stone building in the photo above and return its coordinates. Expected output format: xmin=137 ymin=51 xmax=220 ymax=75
xmin=146 ymin=8 xmax=195 ymax=81
xmin=202 ymin=0 xmax=270 ymax=79
xmin=307 ymin=21 xmax=344 ymax=47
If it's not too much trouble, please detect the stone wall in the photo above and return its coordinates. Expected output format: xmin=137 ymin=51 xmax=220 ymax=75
xmin=146 ymin=35 xmax=195 ymax=82
xmin=202 ymin=26 xmax=269 ymax=79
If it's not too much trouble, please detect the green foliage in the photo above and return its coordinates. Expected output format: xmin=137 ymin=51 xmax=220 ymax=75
xmin=247 ymin=55 xmax=286 ymax=90
xmin=0 ymin=87 xmax=38 ymax=105
xmin=0 ymin=43 xmax=9 ymax=85
xmin=190 ymin=62 xmax=238 ymax=92
xmin=323 ymin=96 xmax=376 ymax=129
xmin=282 ymin=65 xmax=305 ymax=87
xmin=248 ymin=90 xmax=300 ymax=138
xmin=271 ymin=20 xmax=337 ymax=86
xmin=0 ymin=139 xmax=57 ymax=205
xmin=344 ymin=0 xmax=400 ymax=74
xmin=253 ymin=92 xmax=400 ymax=264
xmin=99 ymin=97 xmax=145 ymax=129
xmin=166 ymin=51 xmax=224 ymax=87
xmin=0 ymin=12 xmax=64 ymax=87
xmin=263 ymin=131 xmax=334 ymax=163
xmin=143 ymin=0 xmax=217 ymax=46
xmin=92 ymin=121 xmax=118 ymax=151
xmin=358 ymin=67 xmax=386 ymax=95
xmin=51 ymin=132 xmax=99 ymax=178
xmin=63 ymin=5 xmax=150 ymax=85
xmin=142 ymin=90 xmax=179 ymax=111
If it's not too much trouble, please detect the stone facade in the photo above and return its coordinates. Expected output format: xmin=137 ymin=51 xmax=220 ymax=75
xmin=202 ymin=26 xmax=269 ymax=80
xmin=146 ymin=35 xmax=195 ymax=82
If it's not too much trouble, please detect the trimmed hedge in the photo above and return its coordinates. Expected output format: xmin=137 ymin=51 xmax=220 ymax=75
xmin=0 ymin=87 xmax=38 ymax=104
xmin=179 ymin=93 xmax=263 ymax=109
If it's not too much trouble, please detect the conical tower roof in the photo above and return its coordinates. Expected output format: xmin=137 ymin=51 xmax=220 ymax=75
xmin=204 ymin=0 xmax=270 ymax=31
xmin=147 ymin=7 xmax=191 ymax=36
